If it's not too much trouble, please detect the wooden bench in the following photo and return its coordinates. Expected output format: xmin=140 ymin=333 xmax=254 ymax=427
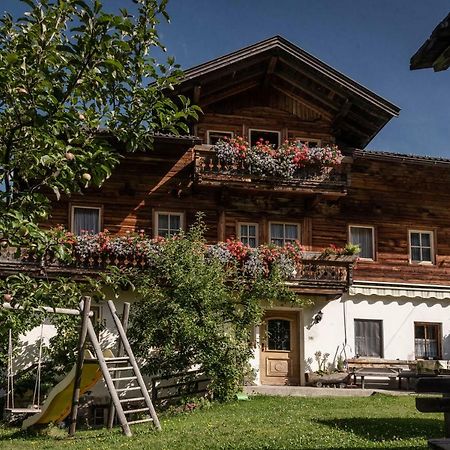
xmin=347 ymin=358 xmax=412 ymax=389
xmin=416 ymin=376 xmax=450 ymax=449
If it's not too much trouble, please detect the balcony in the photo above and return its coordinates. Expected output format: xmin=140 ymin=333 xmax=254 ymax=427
xmin=193 ymin=145 xmax=351 ymax=197
xmin=0 ymin=245 xmax=355 ymax=296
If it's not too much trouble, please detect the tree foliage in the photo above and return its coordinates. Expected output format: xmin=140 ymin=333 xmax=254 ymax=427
xmin=127 ymin=220 xmax=300 ymax=401
xmin=0 ymin=0 xmax=199 ymax=243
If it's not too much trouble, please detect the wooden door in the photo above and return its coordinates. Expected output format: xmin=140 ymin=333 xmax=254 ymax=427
xmin=260 ymin=311 xmax=300 ymax=385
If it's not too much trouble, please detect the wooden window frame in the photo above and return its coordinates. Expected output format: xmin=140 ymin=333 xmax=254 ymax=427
xmin=414 ymin=322 xmax=442 ymax=360
xmin=237 ymin=222 xmax=259 ymax=248
xmin=354 ymin=318 xmax=384 ymax=358
xmin=294 ymin=136 xmax=322 ymax=148
xmin=348 ymin=225 xmax=376 ymax=261
xmin=153 ymin=210 xmax=185 ymax=238
xmin=408 ymin=229 xmax=435 ymax=265
xmin=70 ymin=204 xmax=103 ymax=235
xmin=268 ymin=221 xmax=301 ymax=246
xmin=248 ymin=128 xmax=281 ymax=147
xmin=206 ymin=130 xmax=234 ymax=145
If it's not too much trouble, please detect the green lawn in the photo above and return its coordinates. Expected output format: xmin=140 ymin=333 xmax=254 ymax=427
xmin=0 ymin=395 xmax=442 ymax=449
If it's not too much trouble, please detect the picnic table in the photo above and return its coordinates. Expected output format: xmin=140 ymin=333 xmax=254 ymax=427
xmin=416 ymin=376 xmax=450 ymax=449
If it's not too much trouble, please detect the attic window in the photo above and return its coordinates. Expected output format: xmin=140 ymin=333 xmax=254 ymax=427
xmin=295 ymin=137 xmax=322 ymax=148
xmin=207 ymin=130 xmax=234 ymax=145
xmin=249 ymin=129 xmax=280 ymax=147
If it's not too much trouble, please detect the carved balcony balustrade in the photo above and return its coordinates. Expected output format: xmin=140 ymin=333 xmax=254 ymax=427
xmin=1 ymin=244 xmax=355 ymax=295
xmin=193 ymin=145 xmax=351 ymax=197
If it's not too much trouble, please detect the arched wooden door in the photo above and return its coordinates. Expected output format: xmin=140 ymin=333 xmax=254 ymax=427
xmin=260 ymin=310 xmax=300 ymax=385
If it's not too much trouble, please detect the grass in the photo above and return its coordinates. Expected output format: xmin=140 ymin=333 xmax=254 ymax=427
xmin=0 ymin=394 xmax=443 ymax=449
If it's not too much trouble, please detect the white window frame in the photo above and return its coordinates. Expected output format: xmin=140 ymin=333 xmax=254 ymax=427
xmin=269 ymin=222 xmax=301 ymax=246
xmin=207 ymin=130 xmax=234 ymax=145
xmin=237 ymin=222 xmax=259 ymax=248
xmin=70 ymin=205 xmax=102 ymax=235
xmin=154 ymin=211 xmax=185 ymax=238
xmin=248 ymin=129 xmax=281 ymax=147
xmin=294 ymin=137 xmax=322 ymax=148
xmin=348 ymin=225 xmax=375 ymax=261
xmin=408 ymin=230 xmax=435 ymax=265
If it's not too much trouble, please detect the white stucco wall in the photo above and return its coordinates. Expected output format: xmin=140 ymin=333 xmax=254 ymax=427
xmin=303 ymin=294 xmax=450 ymax=373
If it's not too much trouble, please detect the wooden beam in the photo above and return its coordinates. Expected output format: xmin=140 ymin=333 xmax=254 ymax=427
xmin=201 ymin=79 xmax=260 ymax=106
xmin=193 ymin=85 xmax=201 ymax=103
xmin=69 ymin=296 xmax=91 ymax=437
xmin=264 ymin=56 xmax=278 ymax=88
xmin=272 ymin=84 xmax=333 ymax=120
xmin=332 ymin=98 xmax=352 ymax=130
xmin=275 ymin=72 xmax=339 ymax=112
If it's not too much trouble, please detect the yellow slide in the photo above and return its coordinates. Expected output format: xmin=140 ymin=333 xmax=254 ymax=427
xmin=22 ymin=349 xmax=110 ymax=429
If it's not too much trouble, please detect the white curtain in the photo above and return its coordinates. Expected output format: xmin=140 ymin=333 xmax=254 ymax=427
xmin=73 ymin=208 xmax=100 ymax=235
xmin=351 ymin=227 xmax=373 ymax=259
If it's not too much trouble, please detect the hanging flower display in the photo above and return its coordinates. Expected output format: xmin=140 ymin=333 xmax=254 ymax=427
xmin=213 ymin=137 xmax=343 ymax=179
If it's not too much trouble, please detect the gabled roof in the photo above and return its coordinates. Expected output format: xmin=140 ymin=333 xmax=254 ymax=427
xmin=178 ymin=36 xmax=400 ymax=148
xmin=410 ymin=13 xmax=450 ymax=71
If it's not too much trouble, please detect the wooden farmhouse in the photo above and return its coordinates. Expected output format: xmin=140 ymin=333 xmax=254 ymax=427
xmin=4 ymin=36 xmax=450 ymax=389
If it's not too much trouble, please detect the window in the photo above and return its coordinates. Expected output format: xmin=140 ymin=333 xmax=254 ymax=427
xmin=295 ymin=137 xmax=322 ymax=148
xmin=207 ymin=130 xmax=234 ymax=145
xmin=409 ymin=230 xmax=434 ymax=263
xmin=270 ymin=223 xmax=300 ymax=246
xmin=354 ymin=319 xmax=383 ymax=358
xmin=415 ymin=322 xmax=442 ymax=359
xmin=249 ymin=129 xmax=280 ymax=147
xmin=154 ymin=212 xmax=184 ymax=238
xmin=267 ymin=319 xmax=291 ymax=351
xmin=238 ymin=223 xmax=258 ymax=248
xmin=349 ymin=226 xmax=375 ymax=260
xmin=71 ymin=206 xmax=101 ymax=235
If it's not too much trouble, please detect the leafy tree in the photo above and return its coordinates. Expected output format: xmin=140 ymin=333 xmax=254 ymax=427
xmin=0 ymin=0 xmax=199 ymax=244
xmin=127 ymin=220 xmax=298 ymax=401
xmin=0 ymin=0 xmax=199 ymax=395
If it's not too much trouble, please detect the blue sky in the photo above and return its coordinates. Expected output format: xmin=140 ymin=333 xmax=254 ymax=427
xmin=4 ymin=1 xmax=450 ymax=156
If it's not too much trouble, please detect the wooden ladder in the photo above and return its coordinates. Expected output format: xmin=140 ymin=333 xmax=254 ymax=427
xmin=86 ymin=300 xmax=161 ymax=437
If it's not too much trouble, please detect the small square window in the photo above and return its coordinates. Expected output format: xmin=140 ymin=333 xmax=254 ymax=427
xmin=409 ymin=231 xmax=434 ymax=263
xmin=207 ymin=131 xmax=234 ymax=145
xmin=238 ymin=223 xmax=258 ymax=248
xmin=295 ymin=138 xmax=322 ymax=148
xmin=415 ymin=322 xmax=442 ymax=359
xmin=349 ymin=226 xmax=375 ymax=260
xmin=71 ymin=206 xmax=101 ymax=235
xmin=249 ymin=129 xmax=280 ymax=147
xmin=269 ymin=223 xmax=300 ymax=246
xmin=155 ymin=212 xmax=184 ymax=238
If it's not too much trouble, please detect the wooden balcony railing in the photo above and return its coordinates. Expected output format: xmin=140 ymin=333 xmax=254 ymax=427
xmin=0 ymin=246 xmax=355 ymax=295
xmin=193 ymin=145 xmax=351 ymax=196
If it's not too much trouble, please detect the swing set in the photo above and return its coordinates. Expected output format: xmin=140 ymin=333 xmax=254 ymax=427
xmin=2 ymin=297 xmax=160 ymax=437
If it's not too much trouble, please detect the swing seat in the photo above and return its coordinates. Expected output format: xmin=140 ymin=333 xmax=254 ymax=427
xmin=5 ymin=407 xmax=42 ymax=414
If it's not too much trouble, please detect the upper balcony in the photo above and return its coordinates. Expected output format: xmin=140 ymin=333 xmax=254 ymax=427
xmin=193 ymin=144 xmax=351 ymax=197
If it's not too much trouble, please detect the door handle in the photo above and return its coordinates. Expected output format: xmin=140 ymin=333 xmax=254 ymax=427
xmin=261 ymin=342 xmax=265 ymax=352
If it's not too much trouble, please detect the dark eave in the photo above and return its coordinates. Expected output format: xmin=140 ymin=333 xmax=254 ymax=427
xmin=353 ymin=148 xmax=450 ymax=168
xmin=410 ymin=13 xmax=450 ymax=71
xmin=183 ymin=36 xmax=400 ymax=117
xmin=178 ymin=36 xmax=400 ymax=149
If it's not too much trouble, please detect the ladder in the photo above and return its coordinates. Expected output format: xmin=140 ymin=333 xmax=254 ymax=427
xmin=86 ymin=300 xmax=161 ymax=437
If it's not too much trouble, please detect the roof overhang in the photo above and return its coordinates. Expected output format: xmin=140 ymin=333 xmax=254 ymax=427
xmin=411 ymin=13 xmax=450 ymax=71
xmin=178 ymin=36 xmax=400 ymax=148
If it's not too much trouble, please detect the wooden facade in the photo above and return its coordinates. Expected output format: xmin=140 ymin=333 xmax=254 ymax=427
xmin=9 ymin=36 xmax=450 ymax=291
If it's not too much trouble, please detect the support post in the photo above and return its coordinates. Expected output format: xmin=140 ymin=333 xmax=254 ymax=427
xmin=68 ymin=296 xmax=91 ymax=437
xmin=107 ymin=302 xmax=130 ymax=429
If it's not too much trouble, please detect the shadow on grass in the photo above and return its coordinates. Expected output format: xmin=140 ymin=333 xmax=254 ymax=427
xmin=317 ymin=417 xmax=441 ymax=441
